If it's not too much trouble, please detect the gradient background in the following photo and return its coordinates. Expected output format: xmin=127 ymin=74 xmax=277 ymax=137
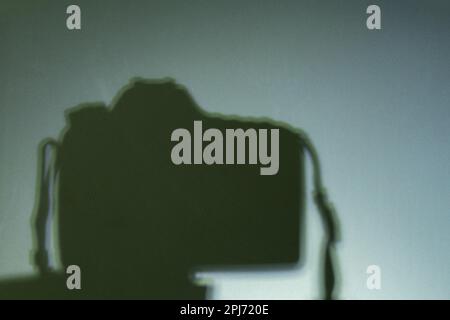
xmin=1 ymin=0 xmax=449 ymax=299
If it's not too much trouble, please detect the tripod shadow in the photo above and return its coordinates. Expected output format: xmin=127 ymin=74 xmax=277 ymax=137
xmin=0 ymin=78 xmax=339 ymax=299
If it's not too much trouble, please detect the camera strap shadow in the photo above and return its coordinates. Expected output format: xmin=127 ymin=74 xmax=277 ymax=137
xmin=32 ymin=139 xmax=59 ymax=275
xmin=300 ymin=133 xmax=340 ymax=300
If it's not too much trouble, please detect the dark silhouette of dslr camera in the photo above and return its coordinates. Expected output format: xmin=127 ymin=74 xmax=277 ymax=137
xmin=0 ymin=79 xmax=339 ymax=299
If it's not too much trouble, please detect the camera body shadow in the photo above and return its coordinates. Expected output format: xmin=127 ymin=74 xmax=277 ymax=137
xmin=0 ymin=78 xmax=336 ymax=299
